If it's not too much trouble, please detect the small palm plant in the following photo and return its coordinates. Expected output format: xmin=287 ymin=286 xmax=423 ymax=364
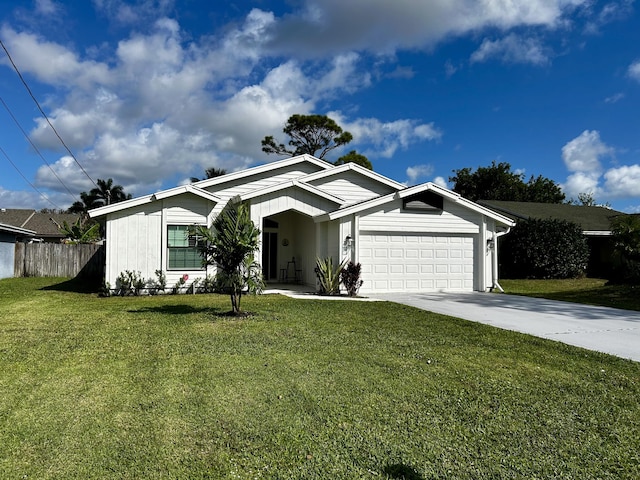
xmin=190 ymin=203 xmax=265 ymax=315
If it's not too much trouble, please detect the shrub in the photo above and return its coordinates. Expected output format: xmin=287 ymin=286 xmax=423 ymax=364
xmin=609 ymin=215 xmax=640 ymax=284
xmin=340 ymin=261 xmax=363 ymax=296
xmin=154 ymin=269 xmax=167 ymax=292
xmin=115 ymin=270 xmax=144 ymax=296
xmin=500 ymin=218 xmax=588 ymax=279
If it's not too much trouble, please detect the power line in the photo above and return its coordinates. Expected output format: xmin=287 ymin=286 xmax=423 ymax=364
xmin=0 ymin=95 xmax=79 ymax=202
xmin=0 ymin=145 xmax=62 ymax=210
xmin=0 ymin=38 xmax=99 ymax=190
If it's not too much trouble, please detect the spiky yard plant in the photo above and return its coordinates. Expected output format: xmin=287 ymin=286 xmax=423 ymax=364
xmin=315 ymin=256 xmax=346 ymax=295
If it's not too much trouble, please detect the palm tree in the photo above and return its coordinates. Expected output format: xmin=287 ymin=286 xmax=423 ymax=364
xmin=90 ymin=178 xmax=132 ymax=206
xmin=190 ymin=167 xmax=227 ymax=183
xmin=190 ymin=203 xmax=264 ymax=314
xmin=67 ymin=178 xmax=131 ymax=214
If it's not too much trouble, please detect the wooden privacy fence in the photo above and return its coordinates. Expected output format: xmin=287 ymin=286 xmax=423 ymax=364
xmin=14 ymin=243 xmax=105 ymax=279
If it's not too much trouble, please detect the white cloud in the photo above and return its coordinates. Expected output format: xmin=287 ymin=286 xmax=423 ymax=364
xmin=603 ymin=165 xmax=640 ymax=197
xmin=559 ymin=131 xmax=640 ymax=201
xmin=406 ymin=164 xmax=434 ymax=184
xmin=470 ymin=34 xmax=550 ymax=65
xmin=334 ymin=114 xmax=442 ymax=158
xmin=561 ymin=130 xmax=612 ymax=173
xmin=35 ymin=0 xmax=61 ymax=16
xmin=0 ymin=27 xmax=111 ymax=89
xmin=628 ymin=60 xmax=640 ymax=82
xmin=604 ymin=92 xmax=625 ymax=103
xmin=561 ymin=171 xmax=602 ymax=199
xmin=267 ymin=0 xmax=587 ymax=56
xmin=433 ymin=176 xmax=448 ymax=189
xmin=92 ymin=0 xmax=176 ymax=26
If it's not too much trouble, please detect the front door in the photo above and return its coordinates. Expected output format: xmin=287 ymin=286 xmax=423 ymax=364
xmin=262 ymin=231 xmax=278 ymax=280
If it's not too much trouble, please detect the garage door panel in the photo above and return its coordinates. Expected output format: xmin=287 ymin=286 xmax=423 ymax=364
xmin=359 ymin=233 xmax=475 ymax=293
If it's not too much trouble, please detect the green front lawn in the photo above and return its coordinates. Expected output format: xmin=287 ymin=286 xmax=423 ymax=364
xmin=1 ymin=277 xmax=639 ymax=479
xmin=500 ymin=278 xmax=640 ymax=311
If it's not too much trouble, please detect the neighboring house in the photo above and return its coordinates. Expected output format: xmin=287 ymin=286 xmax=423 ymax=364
xmin=0 ymin=222 xmax=35 ymax=279
xmin=89 ymin=155 xmax=515 ymax=294
xmin=0 ymin=209 xmax=81 ymax=243
xmin=478 ymin=200 xmax=623 ymax=277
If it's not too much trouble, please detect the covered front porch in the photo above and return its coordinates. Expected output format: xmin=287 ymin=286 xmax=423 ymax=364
xmin=259 ymin=210 xmax=319 ymax=288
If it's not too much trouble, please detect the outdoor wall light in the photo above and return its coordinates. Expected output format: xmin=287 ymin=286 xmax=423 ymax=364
xmin=344 ymin=235 xmax=353 ymax=247
xmin=486 ymin=238 xmax=495 ymax=250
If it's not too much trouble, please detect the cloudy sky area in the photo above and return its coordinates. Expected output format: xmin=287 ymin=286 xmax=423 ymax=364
xmin=1 ymin=0 xmax=640 ymax=212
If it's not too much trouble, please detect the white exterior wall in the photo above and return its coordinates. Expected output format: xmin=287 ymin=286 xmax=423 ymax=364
xmin=105 ymin=204 xmax=163 ymax=288
xmin=358 ymin=198 xmax=480 ymax=234
xmin=308 ymin=171 xmax=396 ymax=204
xmin=105 ymin=194 xmax=215 ymax=290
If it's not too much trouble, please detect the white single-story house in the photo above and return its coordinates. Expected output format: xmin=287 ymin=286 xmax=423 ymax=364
xmin=89 ymin=155 xmax=515 ymax=294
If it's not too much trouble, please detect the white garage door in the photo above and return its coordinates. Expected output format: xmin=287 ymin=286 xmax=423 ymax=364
xmin=359 ymin=233 xmax=475 ymax=292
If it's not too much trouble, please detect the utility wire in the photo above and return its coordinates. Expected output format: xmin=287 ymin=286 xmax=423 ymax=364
xmin=0 ymin=145 xmax=62 ymax=210
xmin=0 ymin=39 xmax=99 ymax=190
xmin=0 ymin=96 xmax=79 ymax=201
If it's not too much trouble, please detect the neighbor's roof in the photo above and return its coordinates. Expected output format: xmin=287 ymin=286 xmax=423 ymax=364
xmin=478 ymin=200 xmax=623 ymax=233
xmin=0 ymin=209 xmax=80 ymax=238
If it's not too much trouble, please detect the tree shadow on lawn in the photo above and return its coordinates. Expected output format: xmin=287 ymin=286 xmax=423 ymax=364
xmin=127 ymin=305 xmax=258 ymax=318
xmin=382 ymin=463 xmax=424 ymax=480
xmin=127 ymin=305 xmax=224 ymax=316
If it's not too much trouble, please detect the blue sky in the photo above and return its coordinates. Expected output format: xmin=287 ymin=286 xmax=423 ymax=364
xmin=1 ymin=0 xmax=640 ymax=212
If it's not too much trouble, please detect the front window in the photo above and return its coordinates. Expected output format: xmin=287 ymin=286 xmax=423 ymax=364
xmin=167 ymin=225 xmax=204 ymax=270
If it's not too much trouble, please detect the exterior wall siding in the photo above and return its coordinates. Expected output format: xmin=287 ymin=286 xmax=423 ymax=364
xmin=308 ymin=171 xmax=396 ymax=204
xmin=205 ymin=165 xmax=323 ymax=200
xmin=106 ymin=204 xmax=163 ymax=287
xmin=105 ymin=194 xmax=215 ymax=289
xmin=358 ymin=198 xmax=481 ymax=234
xmin=0 ymin=233 xmax=16 ymax=279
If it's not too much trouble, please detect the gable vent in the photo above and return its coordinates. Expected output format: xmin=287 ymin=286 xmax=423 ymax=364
xmin=402 ymin=191 xmax=444 ymax=212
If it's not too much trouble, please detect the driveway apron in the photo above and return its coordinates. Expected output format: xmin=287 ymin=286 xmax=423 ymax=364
xmin=373 ymin=292 xmax=640 ymax=362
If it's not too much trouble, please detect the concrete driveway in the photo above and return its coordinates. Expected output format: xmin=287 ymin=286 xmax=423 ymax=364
xmin=373 ymin=292 xmax=640 ymax=362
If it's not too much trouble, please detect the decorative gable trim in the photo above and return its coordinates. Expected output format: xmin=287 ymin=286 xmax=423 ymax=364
xmin=317 ymin=182 xmax=515 ymax=226
xmin=239 ymin=179 xmax=346 ymax=205
xmin=298 ymin=162 xmax=404 ymax=190
xmin=89 ymin=185 xmax=221 ymax=218
xmin=192 ymin=154 xmax=332 ymax=189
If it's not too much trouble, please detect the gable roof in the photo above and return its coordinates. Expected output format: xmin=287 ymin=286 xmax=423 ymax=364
xmin=192 ymin=154 xmax=332 ymax=190
xmin=478 ymin=200 xmax=623 ymax=234
xmin=317 ymin=182 xmax=515 ymax=226
xmin=298 ymin=162 xmax=405 ymax=190
xmin=89 ymin=184 xmax=221 ymax=218
xmin=89 ymin=155 xmax=330 ymax=218
xmin=0 ymin=209 xmax=79 ymax=238
xmin=238 ymin=179 xmax=346 ymax=205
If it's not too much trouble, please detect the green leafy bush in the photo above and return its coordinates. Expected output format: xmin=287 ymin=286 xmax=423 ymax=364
xmin=500 ymin=218 xmax=588 ymax=279
xmin=609 ymin=215 xmax=640 ymax=284
xmin=115 ymin=270 xmax=145 ymax=296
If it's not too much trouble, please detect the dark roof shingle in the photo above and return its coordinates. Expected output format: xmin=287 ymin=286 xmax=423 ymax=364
xmin=478 ymin=200 xmax=623 ymax=232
